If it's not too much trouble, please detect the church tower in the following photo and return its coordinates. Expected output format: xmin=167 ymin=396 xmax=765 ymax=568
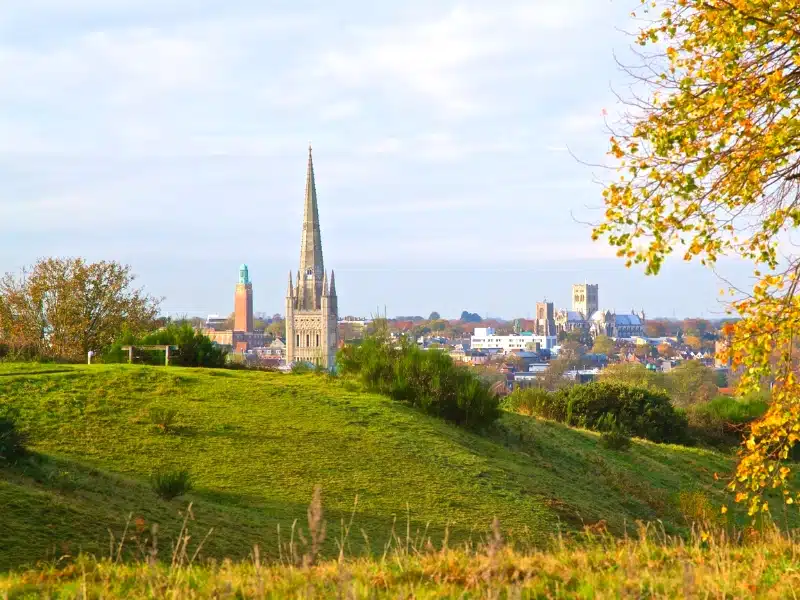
xmin=572 ymin=283 xmax=599 ymax=318
xmin=285 ymin=147 xmax=339 ymax=369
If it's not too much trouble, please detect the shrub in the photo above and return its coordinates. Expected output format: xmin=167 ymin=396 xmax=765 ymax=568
xmin=0 ymin=408 xmax=28 ymax=463
xmin=560 ymin=382 xmax=688 ymax=444
xmin=151 ymin=468 xmax=192 ymax=500
xmin=337 ymin=336 xmax=499 ymax=429
xmin=149 ymin=407 xmax=178 ymax=434
xmin=502 ymin=388 xmax=564 ymax=420
xmin=601 ymin=429 xmax=632 ymax=451
xmin=686 ymin=394 xmax=768 ymax=448
xmin=504 ymin=381 xmax=688 ymax=444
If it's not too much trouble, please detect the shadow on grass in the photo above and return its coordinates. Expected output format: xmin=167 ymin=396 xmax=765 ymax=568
xmin=0 ymin=369 xmax=75 ymax=378
xmin=1 ymin=453 xmax=511 ymax=573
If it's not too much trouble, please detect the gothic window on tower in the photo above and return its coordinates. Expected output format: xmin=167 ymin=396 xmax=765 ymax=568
xmin=316 ymin=334 xmax=320 ymax=347
xmin=306 ymin=334 xmax=310 ymax=347
xmin=296 ymin=334 xmax=300 ymax=347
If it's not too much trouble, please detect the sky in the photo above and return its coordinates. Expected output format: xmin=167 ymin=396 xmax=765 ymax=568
xmin=0 ymin=0 xmax=752 ymax=320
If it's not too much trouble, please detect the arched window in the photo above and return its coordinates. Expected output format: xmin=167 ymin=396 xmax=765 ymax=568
xmin=296 ymin=334 xmax=300 ymax=347
xmin=306 ymin=334 xmax=310 ymax=347
xmin=316 ymin=334 xmax=320 ymax=347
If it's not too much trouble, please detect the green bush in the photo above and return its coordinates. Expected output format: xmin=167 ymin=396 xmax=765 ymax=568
xmin=148 ymin=407 xmax=178 ymax=434
xmin=559 ymin=382 xmax=688 ymax=444
xmin=338 ymin=336 xmax=499 ymax=429
xmin=686 ymin=394 xmax=768 ymax=448
xmin=151 ymin=468 xmax=192 ymax=500
xmin=504 ymin=382 xmax=688 ymax=444
xmin=502 ymin=388 xmax=564 ymax=420
xmin=0 ymin=408 xmax=28 ymax=463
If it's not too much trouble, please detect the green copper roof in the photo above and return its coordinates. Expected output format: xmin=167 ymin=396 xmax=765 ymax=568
xmin=239 ymin=264 xmax=250 ymax=284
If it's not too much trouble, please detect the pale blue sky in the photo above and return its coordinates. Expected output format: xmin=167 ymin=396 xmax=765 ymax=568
xmin=0 ymin=0 xmax=749 ymax=319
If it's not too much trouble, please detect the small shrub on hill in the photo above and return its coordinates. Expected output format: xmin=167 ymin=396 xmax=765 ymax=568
xmin=151 ymin=468 xmax=192 ymax=500
xmin=148 ymin=407 xmax=178 ymax=434
xmin=686 ymin=393 xmax=768 ymax=448
xmin=338 ymin=336 xmax=499 ymax=429
xmin=502 ymin=388 xmax=565 ymax=420
xmin=0 ymin=408 xmax=28 ymax=463
xmin=503 ymin=382 xmax=688 ymax=444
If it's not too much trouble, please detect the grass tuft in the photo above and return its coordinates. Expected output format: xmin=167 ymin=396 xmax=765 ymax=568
xmin=151 ymin=468 xmax=192 ymax=500
xmin=148 ymin=407 xmax=178 ymax=434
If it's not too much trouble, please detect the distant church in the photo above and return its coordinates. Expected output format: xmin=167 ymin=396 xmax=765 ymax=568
xmin=285 ymin=147 xmax=339 ymax=369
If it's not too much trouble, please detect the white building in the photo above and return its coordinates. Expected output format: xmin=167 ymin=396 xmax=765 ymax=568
xmin=471 ymin=327 xmax=558 ymax=352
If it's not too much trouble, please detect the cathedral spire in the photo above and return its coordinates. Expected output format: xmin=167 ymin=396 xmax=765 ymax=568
xmin=329 ymin=270 xmax=336 ymax=297
xmin=299 ymin=145 xmax=324 ymax=279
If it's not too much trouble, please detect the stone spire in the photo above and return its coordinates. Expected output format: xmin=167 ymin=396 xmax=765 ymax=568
xmin=287 ymin=271 xmax=293 ymax=297
xmin=329 ymin=270 xmax=336 ymax=297
xmin=322 ymin=271 xmax=329 ymax=296
xmin=299 ymin=145 xmax=324 ymax=279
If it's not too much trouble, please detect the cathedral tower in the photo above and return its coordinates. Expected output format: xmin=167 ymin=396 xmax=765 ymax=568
xmin=234 ymin=264 xmax=253 ymax=333
xmin=285 ymin=147 xmax=339 ymax=369
xmin=572 ymin=283 xmax=598 ymax=318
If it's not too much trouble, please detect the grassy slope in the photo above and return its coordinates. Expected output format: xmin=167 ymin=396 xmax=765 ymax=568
xmin=0 ymin=363 xmax=745 ymax=571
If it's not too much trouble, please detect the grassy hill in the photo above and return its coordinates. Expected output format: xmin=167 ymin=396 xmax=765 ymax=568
xmin=0 ymin=363 xmax=750 ymax=571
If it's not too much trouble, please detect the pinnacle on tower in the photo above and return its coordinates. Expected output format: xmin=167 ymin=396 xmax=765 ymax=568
xmin=287 ymin=271 xmax=293 ymax=296
xmin=329 ymin=270 xmax=336 ymax=296
xmin=322 ymin=271 xmax=329 ymax=296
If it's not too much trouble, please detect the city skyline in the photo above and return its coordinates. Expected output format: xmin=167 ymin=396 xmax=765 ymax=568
xmin=0 ymin=1 xmax=751 ymax=320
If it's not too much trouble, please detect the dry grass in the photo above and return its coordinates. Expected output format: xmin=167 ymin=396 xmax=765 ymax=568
xmin=2 ymin=517 xmax=799 ymax=599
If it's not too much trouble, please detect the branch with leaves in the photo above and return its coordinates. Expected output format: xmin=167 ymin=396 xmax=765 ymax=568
xmin=595 ymin=0 xmax=800 ymax=515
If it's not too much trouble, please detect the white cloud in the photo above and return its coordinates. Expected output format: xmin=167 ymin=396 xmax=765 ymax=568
xmin=313 ymin=1 xmax=600 ymax=115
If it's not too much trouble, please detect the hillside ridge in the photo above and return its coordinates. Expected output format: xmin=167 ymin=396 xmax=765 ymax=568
xmin=0 ymin=363 xmax=736 ymax=571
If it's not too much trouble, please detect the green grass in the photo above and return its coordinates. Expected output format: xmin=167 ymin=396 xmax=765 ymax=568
xmin=0 ymin=363 xmax=781 ymax=572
